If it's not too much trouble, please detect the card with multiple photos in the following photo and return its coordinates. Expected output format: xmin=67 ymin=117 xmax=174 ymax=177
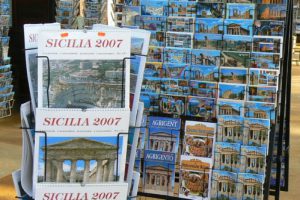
xmin=218 ymin=99 xmax=244 ymax=116
xmin=257 ymin=4 xmax=286 ymax=21
xmin=149 ymin=30 xmax=165 ymax=47
xmin=168 ymin=1 xmax=197 ymax=17
xmin=167 ymin=17 xmax=194 ymax=33
xmin=214 ymin=142 xmax=241 ymax=173
xmin=244 ymin=118 xmax=270 ymax=147
xmin=220 ymin=67 xmax=248 ymax=84
xmin=183 ymin=121 xmax=216 ymax=158
xmin=224 ymin=19 xmax=253 ymax=36
xmin=190 ymin=65 xmax=219 ymax=82
xmin=141 ymin=0 xmax=168 ymax=16
xmin=244 ymin=101 xmax=275 ymax=124
xmin=166 ymin=32 xmax=193 ymax=49
xmin=196 ymin=3 xmax=224 ymax=18
xmin=195 ymin=18 xmax=224 ymax=34
xmin=221 ymin=51 xmax=250 ymax=68
xmin=144 ymin=62 xmax=163 ymax=78
xmin=249 ymin=68 xmax=279 ymax=87
xmin=251 ymin=52 xmax=280 ymax=69
xmin=186 ymin=96 xmax=216 ymax=120
xmin=226 ymin=3 xmax=255 ymax=20
xmin=240 ymin=145 xmax=267 ymax=175
xmin=142 ymin=77 xmax=161 ymax=94
xmin=248 ymin=85 xmax=277 ymax=103
xmin=191 ymin=49 xmax=221 ymax=66
xmin=236 ymin=173 xmax=264 ymax=200
xmin=148 ymin=46 xmax=164 ymax=62
xmin=159 ymin=94 xmax=186 ymax=116
xmin=211 ymin=170 xmax=237 ymax=200
xmin=219 ymin=83 xmax=246 ymax=101
xmin=137 ymin=16 xmax=167 ymax=31
xmin=194 ymin=34 xmax=222 ymax=50
xmin=189 ymin=81 xmax=218 ymax=98
xmin=217 ymin=115 xmax=244 ymax=144
xmin=254 ymin=20 xmax=284 ymax=36
xmin=160 ymin=78 xmax=190 ymax=95
xmin=252 ymin=36 xmax=283 ymax=54
xmin=223 ymin=35 xmax=252 ymax=52
xmin=162 ymin=63 xmax=190 ymax=79
xmin=164 ymin=47 xmax=191 ymax=64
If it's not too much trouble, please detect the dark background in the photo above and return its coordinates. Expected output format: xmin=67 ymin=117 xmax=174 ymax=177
xmin=10 ymin=0 xmax=55 ymax=107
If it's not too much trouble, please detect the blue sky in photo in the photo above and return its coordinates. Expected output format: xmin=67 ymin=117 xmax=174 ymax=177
xmin=219 ymin=84 xmax=245 ymax=95
xmin=221 ymin=68 xmax=247 ymax=76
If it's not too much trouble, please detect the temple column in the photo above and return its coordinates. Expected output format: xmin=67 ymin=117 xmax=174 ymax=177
xmin=83 ymin=160 xmax=90 ymax=183
xmin=56 ymin=160 xmax=64 ymax=182
xmin=46 ymin=160 xmax=51 ymax=181
xmin=96 ymin=160 xmax=104 ymax=182
xmin=103 ymin=160 xmax=109 ymax=182
xmin=70 ymin=160 xmax=77 ymax=183
xmin=108 ymin=159 xmax=115 ymax=181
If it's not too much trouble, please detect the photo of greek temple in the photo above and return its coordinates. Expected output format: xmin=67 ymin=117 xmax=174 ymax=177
xmin=39 ymin=137 xmax=119 ymax=183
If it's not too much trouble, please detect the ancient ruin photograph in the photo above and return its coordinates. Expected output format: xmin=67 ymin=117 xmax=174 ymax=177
xmin=191 ymin=65 xmax=219 ymax=82
xmin=194 ymin=33 xmax=222 ymax=50
xmin=220 ymin=67 xmax=247 ymax=84
xmin=167 ymin=17 xmax=194 ymax=33
xmin=191 ymin=49 xmax=221 ymax=66
xmin=244 ymin=118 xmax=270 ymax=147
xmin=217 ymin=115 xmax=244 ymax=144
xmin=42 ymin=59 xmax=125 ymax=108
xmin=223 ymin=35 xmax=252 ymax=52
xmin=211 ymin=170 xmax=237 ymax=200
xmin=225 ymin=19 xmax=253 ymax=36
xmin=219 ymin=83 xmax=246 ymax=101
xmin=195 ymin=18 xmax=223 ymax=34
xmin=221 ymin=51 xmax=250 ymax=68
xmin=241 ymin=146 xmax=267 ymax=175
xmin=186 ymin=96 xmax=216 ymax=120
xmin=227 ymin=3 xmax=255 ymax=20
xmin=245 ymin=102 xmax=275 ymax=124
xmin=251 ymin=52 xmax=280 ymax=69
xmin=237 ymin=173 xmax=264 ymax=200
xmin=196 ymin=3 xmax=224 ymax=18
xmin=218 ymin=99 xmax=243 ymax=116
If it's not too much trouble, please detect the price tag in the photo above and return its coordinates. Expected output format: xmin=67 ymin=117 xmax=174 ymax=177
xmin=35 ymin=183 xmax=128 ymax=200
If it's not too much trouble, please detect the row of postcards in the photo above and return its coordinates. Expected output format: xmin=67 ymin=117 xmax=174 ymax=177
xmin=55 ymin=0 xmax=80 ymax=28
xmin=0 ymin=1 xmax=13 ymax=118
xmin=134 ymin=116 xmax=266 ymax=199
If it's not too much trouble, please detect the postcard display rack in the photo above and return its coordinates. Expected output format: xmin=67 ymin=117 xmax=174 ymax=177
xmin=0 ymin=0 xmax=13 ymax=118
xmin=111 ymin=0 xmax=294 ymax=199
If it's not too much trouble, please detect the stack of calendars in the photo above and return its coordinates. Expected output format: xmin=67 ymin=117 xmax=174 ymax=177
xmin=0 ymin=0 xmax=13 ymax=118
xmin=117 ymin=0 xmax=288 ymax=199
xmin=55 ymin=0 xmax=80 ymax=28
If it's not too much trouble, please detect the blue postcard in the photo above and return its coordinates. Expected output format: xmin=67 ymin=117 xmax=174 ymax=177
xmin=191 ymin=65 xmax=219 ymax=82
xmin=248 ymin=86 xmax=277 ymax=103
xmin=191 ymin=49 xmax=221 ymax=66
xmin=168 ymin=1 xmax=188 ymax=17
xmin=144 ymin=62 xmax=163 ymax=78
xmin=141 ymin=0 xmax=168 ymax=16
xmin=219 ymin=83 xmax=246 ymax=101
xmin=186 ymin=96 xmax=216 ymax=120
xmin=253 ymin=37 xmax=282 ymax=54
xmin=167 ymin=17 xmax=194 ymax=33
xmin=220 ymin=67 xmax=247 ymax=84
xmin=142 ymin=77 xmax=161 ymax=94
xmin=162 ymin=63 xmax=190 ymax=79
xmin=251 ymin=52 xmax=280 ymax=69
xmin=223 ymin=35 xmax=252 ymax=52
xmin=226 ymin=3 xmax=255 ymax=20
xmin=249 ymin=69 xmax=279 ymax=87
xmin=214 ymin=142 xmax=241 ymax=173
xmin=190 ymin=80 xmax=218 ymax=98
xmin=196 ymin=3 xmax=224 ymax=18
xmin=221 ymin=51 xmax=250 ymax=68
xmin=195 ymin=18 xmax=224 ymax=34
xmin=144 ymin=150 xmax=177 ymax=163
xmin=159 ymin=94 xmax=186 ymax=115
xmin=218 ymin=99 xmax=244 ymax=116
xmin=160 ymin=78 xmax=189 ymax=95
xmin=218 ymin=115 xmax=244 ymax=144
xmin=166 ymin=32 xmax=193 ymax=49
xmin=140 ymin=92 xmax=160 ymax=113
xmin=122 ymin=6 xmax=141 ymax=26
xmin=244 ymin=118 xmax=270 ymax=147
xmin=254 ymin=20 xmax=284 ymax=36
xmin=149 ymin=116 xmax=181 ymax=129
xmin=211 ymin=170 xmax=238 ymax=200
xmin=245 ymin=101 xmax=275 ymax=124
xmin=224 ymin=19 xmax=253 ymax=36
xmin=257 ymin=4 xmax=286 ymax=20
xmin=138 ymin=16 xmax=167 ymax=31
xmin=237 ymin=173 xmax=264 ymax=200
xmin=148 ymin=46 xmax=164 ymax=62
xmin=164 ymin=47 xmax=191 ymax=64
xmin=194 ymin=33 xmax=222 ymax=50
xmin=149 ymin=31 xmax=165 ymax=47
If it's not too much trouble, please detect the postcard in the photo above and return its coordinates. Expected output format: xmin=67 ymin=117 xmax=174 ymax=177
xmin=224 ymin=19 xmax=253 ymax=36
xmin=220 ymin=67 xmax=248 ymax=84
xmin=186 ymin=96 xmax=216 ymax=120
xmin=140 ymin=92 xmax=160 ymax=113
xmin=122 ymin=6 xmax=141 ymax=26
xmin=185 ymin=120 xmax=216 ymax=137
xmin=148 ymin=116 xmax=181 ymax=130
xmin=168 ymin=1 xmax=188 ymax=17
xmin=245 ymin=101 xmax=275 ymax=123
xmin=0 ymin=85 xmax=12 ymax=95
xmin=138 ymin=16 xmax=167 ymax=31
xmin=190 ymin=65 xmax=219 ymax=82
xmin=254 ymin=20 xmax=284 ymax=36
xmin=219 ymin=83 xmax=246 ymax=101
xmin=244 ymin=118 xmax=270 ymax=147
xmin=221 ymin=51 xmax=250 ymax=68
xmin=256 ymin=0 xmax=286 ymax=3
xmin=159 ymin=94 xmax=186 ymax=115
xmin=167 ymin=17 xmax=194 ymax=33
xmin=218 ymin=99 xmax=244 ymax=116
xmin=0 ymin=70 xmax=11 ymax=79
xmin=218 ymin=115 xmax=244 ymax=144
xmin=149 ymin=30 xmax=165 ymax=47
xmin=147 ymin=128 xmax=180 ymax=153
xmin=241 ymin=145 xmax=267 ymax=174
xmin=0 ymin=3 xmax=10 ymax=15
xmin=162 ymin=63 xmax=190 ymax=79
xmin=166 ymin=32 xmax=193 ymax=49
xmin=144 ymin=62 xmax=163 ymax=78
xmin=141 ymin=0 xmax=168 ymax=16
xmin=248 ymin=86 xmax=277 ymax=103
xmin=196 ymin=3 xmax=224 ymax=18
xmin=251 ymin=52 xmax=280 ymax=69
xmin=214 ymin=142 xmax=241 ymax=172
xmin=179 ymin=169 xmax=211 ymax=200
xmin=249 ymin=69 xmax=279 ymax=87
xmin=252 ymin=36 xmax=283 ymax=54
xmin=191 ymin=49 xmax=221 ymax=66
xmin=37 ymin=30 xmax=131 ymax=109
xmin=143 ymin=161 xmax=176 ymax=195
xmin=194 ymin=34 xmax=222 ymax=50
xmin=33 ymin=132 xmax=127 ymax=185
xmin=257 ymin=4 xmax=286 ymax=20
xmin=211 ymin=170 xmax=237 ymax=200
xmin=142 ymin=77 xmax=161 ymax=94
xmin=162 ymin=78 xmax=190 ymax=95
xmin=181 ymin=155 xmax=212 ymax=172
xmin=223 ymin=35 xmax=252 ymax=52
xmin=237 ymin=173 xmax=264 ymax=200
xmin=125 ymin=0 xmax=140 ymax=6
xmin=190 ymin=80 xmax=218 ymax=98
xmin=164 ymin=47 xmax=191 ymax=64
xmin=226 ymin=3 xmax=255 ymax=20
xmin=0 ymin=64 xmax=10 ymax=73
xmin=195 ymin=18 xmax=224 ymax=34
xmin=148 ymin=46 xmax=164 ymax=62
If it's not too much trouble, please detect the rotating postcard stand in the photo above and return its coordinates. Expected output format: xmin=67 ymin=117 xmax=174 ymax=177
xmin=32 ymin=30 xmax=132 ymax=199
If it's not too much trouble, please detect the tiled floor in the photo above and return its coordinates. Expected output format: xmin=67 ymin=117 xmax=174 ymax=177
xmin=0 ymin=66 xmax=299 ymax=199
